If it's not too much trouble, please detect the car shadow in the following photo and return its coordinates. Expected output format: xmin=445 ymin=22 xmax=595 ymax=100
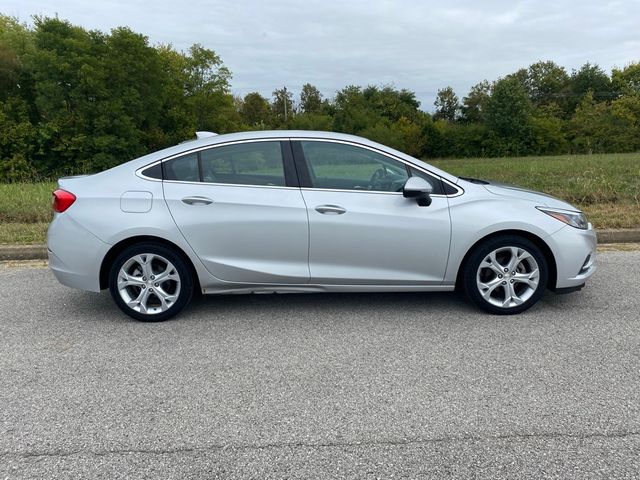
xmin=70 ymin=287 xmax=584 ymax=325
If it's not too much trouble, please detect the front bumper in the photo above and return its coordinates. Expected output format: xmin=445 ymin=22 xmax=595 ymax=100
xmin=547 ymin=224 xmax=597 ymax=289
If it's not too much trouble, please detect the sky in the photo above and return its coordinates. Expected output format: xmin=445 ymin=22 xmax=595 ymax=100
xmin=3 ymin=0 xmax=640 ymax=111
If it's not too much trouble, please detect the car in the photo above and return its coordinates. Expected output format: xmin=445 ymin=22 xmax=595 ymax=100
xmin=48 ymin=130 xmax=597 ymax=321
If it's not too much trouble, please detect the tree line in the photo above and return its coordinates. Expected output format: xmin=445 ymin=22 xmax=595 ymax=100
xmin=1 ymin=15 xmax=639 ymax=181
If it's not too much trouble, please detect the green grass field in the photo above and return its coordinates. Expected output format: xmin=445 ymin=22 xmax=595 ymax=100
xmin=0 ymin=182 xmax=54 ymax=244
xmin=0 ymin=152 xmax=638 ymax=244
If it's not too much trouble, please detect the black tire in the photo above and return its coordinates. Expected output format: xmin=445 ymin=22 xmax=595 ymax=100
xmin=109 ymin=243 xmax=194 ymax=322
xmin=463 ymin=235 xmax=548 ymax=315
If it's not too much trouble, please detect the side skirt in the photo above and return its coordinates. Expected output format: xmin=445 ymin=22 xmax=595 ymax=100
xmin=201 ymin=284 xmax=456 ymax=295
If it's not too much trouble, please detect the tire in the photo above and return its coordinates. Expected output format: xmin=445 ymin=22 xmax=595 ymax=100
xmin=109 ymin=243 xmax=194 ymax=322
xmin=463 ymin=235 xmax=548 ymax=315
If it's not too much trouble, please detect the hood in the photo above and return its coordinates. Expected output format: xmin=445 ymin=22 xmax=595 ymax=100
xmin=460 ymin=177 xmax=579 ymax=211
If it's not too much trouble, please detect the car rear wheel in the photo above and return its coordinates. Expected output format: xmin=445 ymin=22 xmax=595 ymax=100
xmin=109 ymin=243 xmax=194 ymax=322
xmin=463 ymin=235 xmax=548 ymax=315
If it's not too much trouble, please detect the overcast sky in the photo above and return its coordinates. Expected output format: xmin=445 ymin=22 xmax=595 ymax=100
xmin=4 ymin=0 xmax=640 ymax=110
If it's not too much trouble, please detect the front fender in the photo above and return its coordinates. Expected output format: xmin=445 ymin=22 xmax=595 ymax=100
xmin=444 ymin=193 xmax=564 ymax=284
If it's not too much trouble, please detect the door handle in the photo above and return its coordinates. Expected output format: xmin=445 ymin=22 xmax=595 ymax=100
xmin=182 ymin=196 xmax=213 ymax=205
xmin=315 ymin=205 xmax=346 ymax=215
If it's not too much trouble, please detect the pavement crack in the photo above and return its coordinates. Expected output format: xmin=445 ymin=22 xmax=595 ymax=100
xmin=4 ymin=430 xmax=640 ymax=459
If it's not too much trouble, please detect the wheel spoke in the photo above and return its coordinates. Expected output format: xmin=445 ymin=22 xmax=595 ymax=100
xmin=154 ymin=264 xmax=179 ymax=283
xmin=127 ymin=287 xmax=151 ymax=313
xmin=478 ymin=276 xmax=503 ymax=300
xmin=506 ymin=247 xmax=521 ymax=272
xmin=155 ymin=286 xmax=178 ymax=311
xmin=508 ymin=282 xmax=524 ymax=306
xmin=139 ymin=288 xmax=152 ymax=313
xmin=117 ymin=271 xmax=145 ymax=289
xmin=482 ymin=251 xmax=505 ymax=275
xmin=513 ymin=268 xmax=539 ymax=288
xmin=133 ymin=254 xmax=154 ymax=277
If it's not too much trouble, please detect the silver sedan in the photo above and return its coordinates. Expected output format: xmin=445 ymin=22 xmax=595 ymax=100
xmin=48 ymin=130 xmax=596 ymax=321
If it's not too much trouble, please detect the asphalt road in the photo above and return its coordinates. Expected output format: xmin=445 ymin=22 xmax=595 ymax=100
xmin=1 ymin=251 xmax=639 ymax=479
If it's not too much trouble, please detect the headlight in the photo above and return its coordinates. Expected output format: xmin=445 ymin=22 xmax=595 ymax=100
xmin=536 ymin=207 xmax=588 ymax=230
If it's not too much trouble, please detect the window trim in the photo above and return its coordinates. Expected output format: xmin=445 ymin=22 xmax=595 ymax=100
xmin=136 ymin=138 xmax=300 ymax=190
xmin=135 ymin=136 xmax=464 ymax=197
xmin=290 ymin=138 xmax=463 ymax=197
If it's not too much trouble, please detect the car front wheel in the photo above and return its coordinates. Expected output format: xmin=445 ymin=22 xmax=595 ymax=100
xmin=109 ymin=243 xmax=194 ymax=322
xmin=463 ymin=235 xmax=548 ymax=315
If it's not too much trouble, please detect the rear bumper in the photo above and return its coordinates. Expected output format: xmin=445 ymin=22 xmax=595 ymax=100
xmin=547 ymin=224 xmax=597 ymax=289
xmin=47 ymin=213 xmax=111 ymax=292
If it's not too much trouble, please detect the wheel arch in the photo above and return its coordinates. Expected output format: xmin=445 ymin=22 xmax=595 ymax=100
xmin=455 ymin=229 xmax=557 ymax=291
xmin=99 ymin=235 xmax=201 ymax=291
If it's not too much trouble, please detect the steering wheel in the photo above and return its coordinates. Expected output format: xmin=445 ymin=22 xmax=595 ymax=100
xmin=369 ymin=168 xmax=388 ymax=190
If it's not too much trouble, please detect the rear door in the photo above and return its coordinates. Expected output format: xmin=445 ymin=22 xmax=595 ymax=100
xmin=293 ymin=139 xmax=451 ymax=285
xmin=162 ymin=140 xmax=310 ymax=284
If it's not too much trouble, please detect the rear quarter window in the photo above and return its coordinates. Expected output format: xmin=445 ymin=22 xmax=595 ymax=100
xmin=163 ymin=153 xmax=199 ymax=182
xmin=141 ymin=163 xmax=162 ymax=179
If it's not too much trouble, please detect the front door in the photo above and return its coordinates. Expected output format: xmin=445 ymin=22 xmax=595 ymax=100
xmin=294 ymin=140 xmax=451 ymax=284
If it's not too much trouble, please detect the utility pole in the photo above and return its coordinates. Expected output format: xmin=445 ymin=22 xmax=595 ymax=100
xmin=283 ymin=86 xmax=288 ymax=122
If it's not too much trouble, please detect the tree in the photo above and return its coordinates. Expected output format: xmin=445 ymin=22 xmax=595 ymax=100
xmin=332 ymin=84 xmax=422 ymax=134
xmin=461 ymin=80 xmax=491 ymax=123
xmin=525 ymin=60 xmax=569 ymax=106
xmin=240 ymin=92 xmax=271 ymax=127
xmin=182 ymin=44 xmax=237 ymax=133
xmin=183 ymin=43 xmax=231 ymax=96
xmin=612 ymin=62 xmax=640 ymax=96
xmin=288 ymin=112 xmax=333 ymax=131
xmin=0 ymin=16 xmax=34 ymax=100
xmin=332 ymin=85 xmax=371 ymax=133
xmin=300 ymin=83 xmax=322 ymax=113
xmin=485 ymin=76 xmax=532 ymax=154
xmin=569 ymin=91 xmax=612 ymax=153
xmin=363 ymin=85 xmax=421 ymax=122
xmin=529 ymin=109 xmax=568 ymax=155
xmin=433 ymin=86 xmax=459 ymax=122
xmin=271 ymin=87 xmax=294 ymax=124
xmin=567 ymin=63 xmax=614 ymax=111
xmin=0 ymin=97 xmax=35 ymax=181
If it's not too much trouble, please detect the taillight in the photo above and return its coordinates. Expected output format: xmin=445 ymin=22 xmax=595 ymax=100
xmin=52 ymin=189 xmax=76 ymax=213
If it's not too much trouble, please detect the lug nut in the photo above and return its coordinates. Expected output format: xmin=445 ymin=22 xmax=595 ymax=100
xmin=498 ymin=274 xmax=503 ymax=278
xmin=510 ymin=279 xmax=514 ymax=283
xmin=142 ymin=285 xmax=146 ymax=289
xmin=150 ymin=275 xmax=155 ymax=280
xmin=501 ymin=281 xmax=506 ymax=285
xmin=511 ymin=271 xmax=516 ymax=275
xmin=504 ymin=268 xmax=508 ymax=272
xmin=142 ymin=277 xmax=147 ymax=281
xmin=154 ymin=283 xmax=159 ymax=287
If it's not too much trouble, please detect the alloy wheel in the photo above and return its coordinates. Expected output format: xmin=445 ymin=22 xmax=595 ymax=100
xmin=476 ymin=246 xmax=540 ymax=309
xmin=117 ymin=253 xmax=181 ymax=314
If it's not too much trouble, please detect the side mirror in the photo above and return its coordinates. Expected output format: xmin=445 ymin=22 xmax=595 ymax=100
xmin=403 ymin=176 xmax=433 ymax=206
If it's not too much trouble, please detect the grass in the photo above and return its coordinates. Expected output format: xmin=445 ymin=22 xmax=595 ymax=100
xmin=0 ymin=182 xmax=54 ymax=245
xmin=0 ymin=182 xmax=56 ymax=224
xmin=0 ymin=222 xmax=49 ymax=245
xmin=1 ymin=153 xmax=639 ymax=244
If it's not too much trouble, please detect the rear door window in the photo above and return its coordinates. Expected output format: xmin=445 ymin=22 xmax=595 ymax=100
xmin=200 ymin=141 xmax=286 ymax=187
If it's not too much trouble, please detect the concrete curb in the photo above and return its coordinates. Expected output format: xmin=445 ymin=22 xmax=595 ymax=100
xmin=1 ymin=229 xmax=640 ymax=261
xmin=595 ymin=229 xmax=640 ymax=244
xmin=0 ymin=244 xmax=48 ymax=261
